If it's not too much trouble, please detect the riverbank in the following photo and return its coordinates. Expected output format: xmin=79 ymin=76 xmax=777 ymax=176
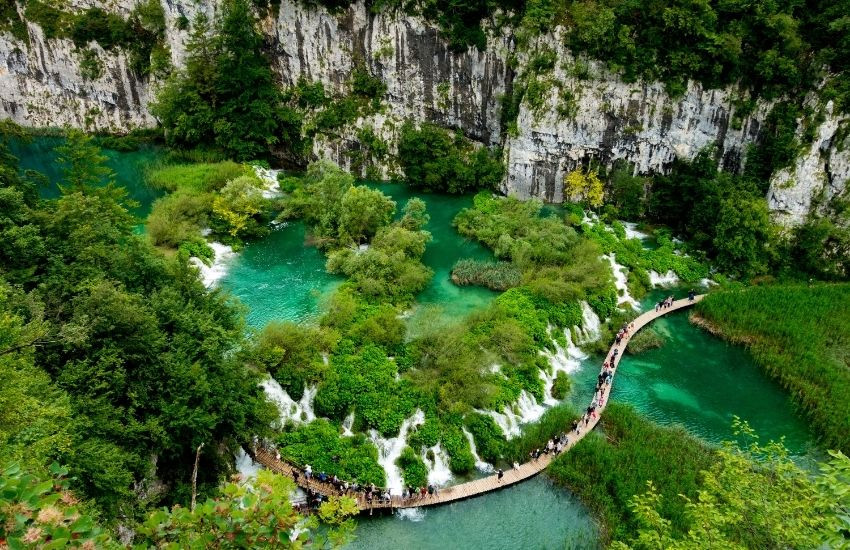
xmin=695 ymin=283 xmax=850 ymax=454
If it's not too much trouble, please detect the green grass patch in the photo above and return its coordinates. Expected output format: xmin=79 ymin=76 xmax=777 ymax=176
xmin=451 ymin=258 xmax=521 ymax=291
xmin=696 ymin=283 xmax=850 ymax=454
xmin=547 ymin=402 xmax=715 ymax=544
xmin=145 ymin=161 xmax=247 ymax=192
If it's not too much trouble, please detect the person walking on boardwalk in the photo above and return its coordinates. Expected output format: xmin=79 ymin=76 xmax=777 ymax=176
xmin=497 ymin=468 xmax=504 ymax=482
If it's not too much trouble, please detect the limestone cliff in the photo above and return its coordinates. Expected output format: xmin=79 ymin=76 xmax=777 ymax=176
xmin=0 ymin=0 xmax=847 ymax=226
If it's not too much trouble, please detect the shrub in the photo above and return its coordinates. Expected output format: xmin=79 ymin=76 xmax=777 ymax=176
xmin=397 ymin=446 xmax=428 ymax=488
xmin=146 ymin=191 xmax=211 ymax=248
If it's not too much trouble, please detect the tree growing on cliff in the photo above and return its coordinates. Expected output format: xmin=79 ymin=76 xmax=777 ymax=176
xmin=564 ymin=167 xmax=604 ymax=208
xmin=152 ymin=0 xmax=299 ymax=160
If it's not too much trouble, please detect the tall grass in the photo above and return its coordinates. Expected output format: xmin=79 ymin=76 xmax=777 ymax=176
xmin=696 ymin=283 xmax=850 ymax=453
xmin=145 ymin=161 xmax=246 ymax=192
xmin=547 ymin=403 xmax=715 ymax=543
xmin=450 ymin=258 xmax=521 ymax=290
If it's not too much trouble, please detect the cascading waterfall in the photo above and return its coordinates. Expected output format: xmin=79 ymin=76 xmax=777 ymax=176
xmin=341 ymin=412 xmax=355 ymax=436
xmin=253 ymin=166 xmax=283 ymax=199
xmin=574 ymin=301 xmax=601 ymax=344
xmin=462 ymin=428 xmax=494 ymax=473
xmin=421 ymin=443 xmax=453 ymax=486
xmin=478 ymin=390 xmax=546 ymax=440
xmin=235 ymin=447 xmax=260 ymax=480
xmin=649 ymin=270 xmax=680 ymax=287
xmin=190 ymin=242 xmax=237 ymax=288
xmin=605 ymin=253 xmax=640 ymax=310
xmin=369 ymin=410 xmax=425 ymax=494
xmin=622 ymin=221 xmax=650 ymax=241
xmin=540 ymin=328 xmax=587 ymax=405
xmin=261 ymin=376 xmax=317 ymax=427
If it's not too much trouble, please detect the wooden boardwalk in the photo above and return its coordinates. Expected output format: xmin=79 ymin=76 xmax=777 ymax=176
xmin=254 ymin=295 xmax=704 ymax=513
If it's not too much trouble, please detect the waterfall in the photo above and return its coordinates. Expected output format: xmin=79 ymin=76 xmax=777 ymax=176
xmin=253 ymin=166 xmax=283 ymax=198
xmin=261 ymin=376 xmax=317 ymax=427
xmin=605 ymin=254 xmax=640 ymax=310
xmin=190 ymin=242 xmax=237 ymax=288
xmin=574 ymin=301 xmax=602 ymax=344
xmin=235 ymin=447 xmax=260 ymax=481
xmin=649 ymin=270 xmax=679 ymax=287
xmin=540 ymin=329 xmax=585 ymax=405
xmin=369 ymin=410 xmax=425 ymax=494
xmin=477 ymin=390 xmax=545 ymax=440
xmin=341 ymin=413 xmax=355 ymax=436
xmin=421 ymin=443 xmax=452 ymax=486
xmin=622 ymin=221 xmax=650 ymax=241
xmin=462 ymin=428 xmax=494 ymax=473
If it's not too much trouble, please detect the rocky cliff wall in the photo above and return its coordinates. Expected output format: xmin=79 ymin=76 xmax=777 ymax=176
xmin=0 ymin=0 xmax=847 ymax=226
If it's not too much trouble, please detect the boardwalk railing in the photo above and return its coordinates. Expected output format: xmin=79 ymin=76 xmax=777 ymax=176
xmin=254 ymin=295 xmax=704 ymax=513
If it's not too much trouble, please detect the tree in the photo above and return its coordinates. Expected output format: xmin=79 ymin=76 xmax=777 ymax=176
xmin=712 ymin=192 xmax=774 ymax=277
xmin=564 ymin=167 xmax=604 ymax=208
xmin=211 ymin=175 xmax=269 ymax=238
xmin=55 ymin=129 xmax=114 ymax=192
xmin=152 ymin=0 xmax=293 ymax=159
xmin=400 ymin=198 xmax=430 ymax=231
xmin=614 ymin=420 xmax=850 ymax=550
xmin=338 ymin=186 xmax=395 ymax=244
xmin=281 ymin=160 xmax=355 ymax=247
xmin=134 ymin=470 xmax=347 ymax=548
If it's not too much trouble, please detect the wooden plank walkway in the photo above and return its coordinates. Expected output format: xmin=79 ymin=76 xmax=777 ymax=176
xmin=254 ymin=295 xmax=704 ymax=513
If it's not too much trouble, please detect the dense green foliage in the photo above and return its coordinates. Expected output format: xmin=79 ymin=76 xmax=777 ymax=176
xmin=614 ymin=421 xmax=850 ymax=550
xmin=397 ymin=123 xmax=503 ymax=194
xmin=548 ymin=403 xmax=715 ymax=543
xmin=0 ymin=462 xmax=118 ymax=548
xmin=397 ymin=447 xmax=428 ymax=488
xmin=145 ymin=161 xmax=274 ymax=249
xmin=646 ymin=149 xmax=777 ymax=278
xmin=696 ymin=284 xmax=850 ymax=454
xmin=136 ymin=468 xmax=356 ymax=548
xmin=25 ymin=0 xmax=167 ymax=76
xmin=451 ymin=258 xmax=522 ymax=290
xmin=274 ymin=419 xmax=386 ymax=486
xmin=0 ymin=127 xmax=275 ymax=519
xmin=455 ymin=192 xmax=614 ymax=315
xmin=152 ymin=0 xmax=296 ymax=160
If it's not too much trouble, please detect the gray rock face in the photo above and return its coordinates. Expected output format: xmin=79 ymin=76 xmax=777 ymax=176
xmin=767 ymin=101 xmax=850 ymax=227
xmin=0 ymin=0 xmax=846 ymax=226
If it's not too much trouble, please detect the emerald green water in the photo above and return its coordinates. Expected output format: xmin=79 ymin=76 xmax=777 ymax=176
xmin=570 ymin=290 xmax=814 ymax=454
xmin=367 ymin=183 xmax=499 ymax=321
xmin=219 ymin=182 xmax=499 ymax=328
xmin=347 ymin=477 xmax=599 ymax=550
xmin=10 ymin=136 xmax=166 ymax=218
xmin=219 ymin=222 xmax=343 ymax=326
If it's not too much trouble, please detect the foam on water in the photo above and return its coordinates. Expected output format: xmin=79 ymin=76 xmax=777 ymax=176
xmin=341 ymin=412 xmax=355 ymax=436
xmin=605 ymin=253 xmax=640 ymax=310
xmin=622 ymin=221 xmax=650 ymax=241
xmin=422 ymin=443 xmax=453 ymax=486
xmin=261 ymin=376 xmax=317 ymax=427
xmin=397 ymin=508 xmax=426 ymax=522
xmin=462 ymin=428 xmax=494 ymax=473
xmin=575 ymin=301 xmax=601 ymax=344
xmin=235 ymin=447 xmax=260 ymax=481
xmin=478 ymin=390 xmax=546 ymax=440
xmin=649 ymin=270 xmax=680 ymax=287
xmin=369 ymin=410 xmax=425 ymax=493
xmin=190 ymin=242 xmax=238 ymax=288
